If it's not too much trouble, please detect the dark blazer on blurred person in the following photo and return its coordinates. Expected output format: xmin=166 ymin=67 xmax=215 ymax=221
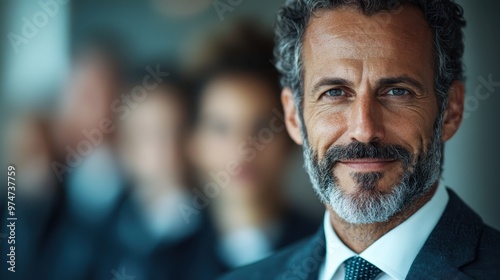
xmin=90 ymin=189 xmax=226 ymax=280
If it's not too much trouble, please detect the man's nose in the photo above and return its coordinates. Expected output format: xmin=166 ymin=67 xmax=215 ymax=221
xmin=347 ymin=94 xmax=385 ymax=143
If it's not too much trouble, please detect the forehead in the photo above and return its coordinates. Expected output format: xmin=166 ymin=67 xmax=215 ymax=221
xmin=302 ymin=5 xmax=434 ymax=82
xmin=201 ymin=75 xmax=279 ymax=115
xmin=124 ymin=91 xmax=185 ymax=128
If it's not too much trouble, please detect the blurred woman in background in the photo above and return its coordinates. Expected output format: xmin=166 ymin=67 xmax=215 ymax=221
xmin=189 ymin=22 xmax=318 ymax=268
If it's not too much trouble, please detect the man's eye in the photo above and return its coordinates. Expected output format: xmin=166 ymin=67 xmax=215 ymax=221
xmin=325 ymin=88 xmax=345 ymax=97
xmin=387 ymin=88 xmax=410 ymax=96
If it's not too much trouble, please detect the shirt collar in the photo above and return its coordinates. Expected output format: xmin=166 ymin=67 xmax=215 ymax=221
xmin=320 ymin=182 xmax=449 ymax=280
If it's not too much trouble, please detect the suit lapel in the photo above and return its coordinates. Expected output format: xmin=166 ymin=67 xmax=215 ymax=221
xmin=406 ymin=188 xmax=483 ymax=280
xmin=276 ymin=188 xmax=482 ymax=280
xmin=279 ymin=226 xmax=326 ymax=280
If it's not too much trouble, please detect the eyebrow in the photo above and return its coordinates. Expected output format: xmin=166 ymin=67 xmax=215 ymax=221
xmin=311 ymin=77 xmax=354 ymax=94
xmin=377 ymin=76 xmax=425 ymax=93
xmin=311 ymin=75 xmax=426 ymax=95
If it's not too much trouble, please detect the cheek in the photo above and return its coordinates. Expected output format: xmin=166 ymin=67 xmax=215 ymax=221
xmin=131 ymin=140 xmax=172 ymax=176
xmin=305 ymin=106 xmax=347 ymax=157
xmin=385 ymin=108 xmax=437 ymax=155
xmin=198 ymin=134 xmax=238 ymax=173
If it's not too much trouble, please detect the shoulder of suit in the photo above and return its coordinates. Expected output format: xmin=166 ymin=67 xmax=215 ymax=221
xmin=440 ymin=189 xmax=500 ymax=277
xmin=474 ymin=225 xmax=500 ymax=260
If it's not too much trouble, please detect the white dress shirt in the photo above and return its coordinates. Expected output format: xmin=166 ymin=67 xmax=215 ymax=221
xmin=218 ymin=222 xmax=282 ymax=267
xmin=318 ymin=183 xmax=449 ymax=280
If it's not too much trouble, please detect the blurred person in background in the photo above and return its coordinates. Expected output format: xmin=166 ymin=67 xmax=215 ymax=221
xmin=189 ymin=22 xmax=318 ymax=269
xmin=37 ymin=33 xmax=128 ymax=279
xmin=91 ymin=68 xmax=225 ymax=279
xmin=54 ymin=33 xmax=126 ymax=224
xmin=1 ymin=113 xmax=60 ymax=280
xmin=4 ymin=114 xmax=59 ymax=206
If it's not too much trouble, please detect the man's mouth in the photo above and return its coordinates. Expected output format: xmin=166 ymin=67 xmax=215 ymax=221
xmin=338 ymin=158 xmax=397 ymax=171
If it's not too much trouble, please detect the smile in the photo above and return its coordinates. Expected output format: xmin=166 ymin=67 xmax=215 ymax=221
xmin=338 ymin=158 xmax=397 ymax=171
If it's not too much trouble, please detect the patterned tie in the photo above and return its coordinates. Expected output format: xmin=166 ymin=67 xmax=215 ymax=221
xmin=343 ymin=256 xmax=382 ymax=280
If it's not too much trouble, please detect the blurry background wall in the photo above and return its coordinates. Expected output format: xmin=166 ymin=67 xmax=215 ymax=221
xmin=443 ymin=0 xmax=500 ymax=230
xmin=1 ymin=0 xmax=499 ymax=229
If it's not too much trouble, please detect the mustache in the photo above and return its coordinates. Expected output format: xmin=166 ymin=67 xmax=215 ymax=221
xmin=324 ymin=141 xmax=413 ymax=166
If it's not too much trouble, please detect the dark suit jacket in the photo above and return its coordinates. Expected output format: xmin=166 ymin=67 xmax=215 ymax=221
xmin=220 ymin=189 xmax=500 ymax=280
xmin=88 ymin=190 xmax=227 ymax=280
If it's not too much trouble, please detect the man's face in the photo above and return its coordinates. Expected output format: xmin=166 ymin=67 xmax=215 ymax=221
xmin=283 ymin=6 xmax=463 ymax=223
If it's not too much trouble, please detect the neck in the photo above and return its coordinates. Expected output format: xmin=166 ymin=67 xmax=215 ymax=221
xmin=329 ymin=182 xmax=438 ymax=253
xmin=211 ymin=186 xmax=285 ymax=233
xmin=134 ymin=180 xmax=182 ymax=205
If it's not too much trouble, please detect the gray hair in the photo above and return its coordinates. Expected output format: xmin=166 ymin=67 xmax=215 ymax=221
xmin=274 ymin=0 xmax=466 ymax=118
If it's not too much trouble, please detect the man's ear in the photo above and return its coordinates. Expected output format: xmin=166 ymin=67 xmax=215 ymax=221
xmin=441 ymin=80 xmax=465 ymax=142
xmin=282 ymin=87 xmax=303 ymax=145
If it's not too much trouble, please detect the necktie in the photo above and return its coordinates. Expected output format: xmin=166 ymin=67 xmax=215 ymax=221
xmin=343 ymin=256 xmax=382 ymax=280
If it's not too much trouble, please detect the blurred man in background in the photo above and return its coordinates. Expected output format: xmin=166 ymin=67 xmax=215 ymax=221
xmin=54 ymin=35 xmax=126 ymax=224
xmin=37 ymin=35 xmax=127 ymax=280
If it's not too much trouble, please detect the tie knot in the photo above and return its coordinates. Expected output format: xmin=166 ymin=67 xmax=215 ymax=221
xmin=343 ymin=256 xmax=382 ymax=280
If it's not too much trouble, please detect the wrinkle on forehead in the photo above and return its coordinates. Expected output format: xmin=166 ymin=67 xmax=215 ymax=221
xmin=304 ymin=5 xmax=433 ymax=61
xmin=302 ymin=5 xmax=435 ymax=92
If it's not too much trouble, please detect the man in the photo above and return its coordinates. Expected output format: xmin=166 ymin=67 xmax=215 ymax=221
xmin=221 ymin=0 xmax=500 ymax=279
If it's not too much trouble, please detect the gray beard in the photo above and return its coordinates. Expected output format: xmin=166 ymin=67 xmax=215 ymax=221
xmin=301 ymin=126 xmax=443 ymax=225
